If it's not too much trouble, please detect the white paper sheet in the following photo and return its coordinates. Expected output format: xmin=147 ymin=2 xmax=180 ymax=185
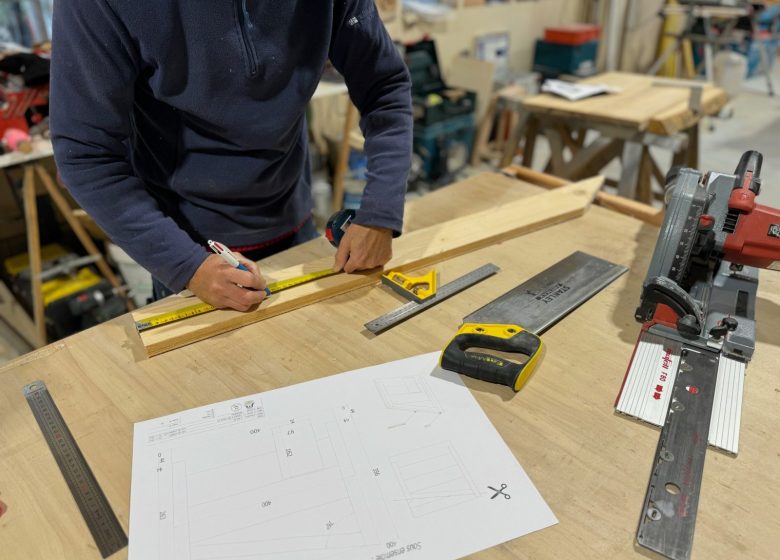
xmin=129 ymin=352 xmax=557 ymax=560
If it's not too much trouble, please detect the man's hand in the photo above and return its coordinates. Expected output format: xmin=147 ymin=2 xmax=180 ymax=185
xmin=334 ymin=224 xmax=393 ymax=273
xmin=187 ymin=253 xmax=267 ymax=311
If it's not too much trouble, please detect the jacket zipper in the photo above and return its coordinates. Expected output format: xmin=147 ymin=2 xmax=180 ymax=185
xmin=235 ymin=0 xmax=258 ymax=77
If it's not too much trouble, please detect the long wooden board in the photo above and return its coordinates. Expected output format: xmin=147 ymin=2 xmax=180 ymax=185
xmin=504 ymin=165 xmax=664 ymax=226
xmin=133 ymin=176 xmax=603 ymax=356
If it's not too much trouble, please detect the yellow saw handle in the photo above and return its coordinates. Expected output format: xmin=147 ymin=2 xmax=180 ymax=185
xmin=440 ymin=324 xmax=544 ymax=392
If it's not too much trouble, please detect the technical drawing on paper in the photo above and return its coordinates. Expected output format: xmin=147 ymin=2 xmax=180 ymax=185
xmin=376 ymin=376 xmax=443 ymax=429
xmin=390 ymin=442 xmax=478 ymax=518
xmin=129 ymin=352 xmax=558 ymax=560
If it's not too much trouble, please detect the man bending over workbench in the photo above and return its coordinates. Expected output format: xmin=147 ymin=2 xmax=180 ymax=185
xmin=50 ymin=0 xmax=412 ymax=311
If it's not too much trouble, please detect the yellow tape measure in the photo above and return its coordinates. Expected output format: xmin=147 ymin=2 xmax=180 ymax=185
xmin=265 ymin=267 xmax=337 ymax=293
xmin=135 ymin=268 xmax=338 ymax=332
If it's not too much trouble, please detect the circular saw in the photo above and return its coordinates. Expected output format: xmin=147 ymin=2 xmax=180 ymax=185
xmin=635 ymin=150 xmax=780 ymax=359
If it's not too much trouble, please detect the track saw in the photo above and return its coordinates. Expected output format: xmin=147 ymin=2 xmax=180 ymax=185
xmin=617 ymin=151 xmax=780 ymax=560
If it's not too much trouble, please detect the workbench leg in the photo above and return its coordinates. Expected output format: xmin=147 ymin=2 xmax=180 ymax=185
xmin=543 ymin=127 xmax=566 ymax=176
xmin=35 ymin=165 xmax=136 ymax=311
xmin=471 ymin=95 xmax=498 ymax=166
xmin=557 ymin=124 xmax=580 ymax=155
xmin=617 ymin=141 xmax=644 ymax=200
xmin=499 ymin=110 xmax=528 ymax=168
xmin=637 ymin=147 xmax=654 ymax=205
xmin=558 ymin=137 xmax=621 ymax=180
xmin=332 ymin=101 xmax=359 ymax=212
xmin=521 ymin=116 xmax=538 ymax=168
xmin=22 ymin=164 xmax=46 ymax=347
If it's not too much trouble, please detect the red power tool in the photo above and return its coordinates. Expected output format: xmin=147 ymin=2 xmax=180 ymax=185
xmin=635 ymin=149 xmax=780 ymax=352
xmin=627 ymin=150 xmax=780 ymax=560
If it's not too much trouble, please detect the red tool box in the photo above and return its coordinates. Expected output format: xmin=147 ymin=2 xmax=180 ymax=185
xmin=544 ymin=24 xmax=601 ymax=46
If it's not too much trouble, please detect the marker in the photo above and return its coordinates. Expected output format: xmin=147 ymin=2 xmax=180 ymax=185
xmin=208 ymin=240 xmax=270 ymax=296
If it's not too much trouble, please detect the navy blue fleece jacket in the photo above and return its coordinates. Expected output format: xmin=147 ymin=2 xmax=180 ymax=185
xmin=50 ymin=0 xmax=412 ymax=291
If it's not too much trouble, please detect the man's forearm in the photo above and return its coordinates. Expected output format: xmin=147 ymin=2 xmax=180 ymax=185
xmin=329 ymin=0 xmax=413 ymax=235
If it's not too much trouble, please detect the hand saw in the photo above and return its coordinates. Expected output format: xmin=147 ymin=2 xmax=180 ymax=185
xmin=440 ymin=252 xmax=627 ymax=391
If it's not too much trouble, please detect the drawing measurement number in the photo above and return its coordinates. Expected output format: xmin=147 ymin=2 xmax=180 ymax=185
xmin=372 ymin=467 xmax=381 ymax=477
xmin=249 ymin=428 xmax=260 ymax=435
xmin=285 ymin=448 xmax=293 ymax=457
xmin=326 ymin=520 xmax=334 ymax=531
xmin=261 ymin=500 xmax=271 ymax=508
xmin=159 ymin=511 xmax=167 ymax=521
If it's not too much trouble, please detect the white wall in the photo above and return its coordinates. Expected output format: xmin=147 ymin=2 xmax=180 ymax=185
xmin=386 ymin=0 xmax=588 ymax=78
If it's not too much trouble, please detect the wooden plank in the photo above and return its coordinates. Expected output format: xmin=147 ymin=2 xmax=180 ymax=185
xmin=134 ymin=176 xmax=604 ymax=357
xmin=471 ymin=95 xmax=498 ymax=166
xmin=521 ymin=115 xmax=539 ymax=167
xmin=0 ymin=280 xmax=37 ymax=349
xmin=637 ymin=146 xmax=654 ymax=204
xmin=21 ymin=164 xmax=45 ymax=347
xmin=557 ymin=137 xmax=622 ymax=180
xmin=543 ymin=126 xmax=566 ymax=175
xmin=447 ymin=56 xmax=496 ymax=125
xmin=647 ymin=91 xmax=726 ymax=135
xmin=503 ymin=165 xmax=664 ymax=226
xmin=617 ymin=140 xmax=644 ymax=199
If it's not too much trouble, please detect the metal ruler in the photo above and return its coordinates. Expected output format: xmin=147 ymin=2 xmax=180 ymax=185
xmin=637 ymin=346 xmax=720 ymax=560
xmin=24 ymin=381 xmax=128 ymax=558
xmin=135 ymin=267 xmax=338 ymax=331
xmin=365 ymin=263 xmax=500 ymax=334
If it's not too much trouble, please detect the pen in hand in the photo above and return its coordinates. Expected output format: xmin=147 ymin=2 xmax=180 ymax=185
xmin=208 ymin=240 xmax=271 ymax=296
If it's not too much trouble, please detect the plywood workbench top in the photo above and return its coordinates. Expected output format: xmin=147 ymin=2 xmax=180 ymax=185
xmin=522 ymin=72 xmax=728 ymax=135
xmin=0 ymin=171 xmax=778 ymax=559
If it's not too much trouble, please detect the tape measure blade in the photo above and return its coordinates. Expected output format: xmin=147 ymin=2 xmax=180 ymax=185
xmin=135 ymin=302 xmax=216 ymax=332
xmin=136 ymin=269 xmax=338 ymax=332
xmin=24 ymin=381 xmax=128 ymax=558
xmin=267 ymin=268 xmax=338 ymax=293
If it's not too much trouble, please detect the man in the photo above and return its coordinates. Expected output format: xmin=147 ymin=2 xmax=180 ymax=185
xmin=50 ymin=0 xmax=412 ymax=311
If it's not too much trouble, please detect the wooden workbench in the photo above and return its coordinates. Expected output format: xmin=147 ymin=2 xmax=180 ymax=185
xmin=1 ymin=171 xmax=778 ymax=559
xmin=518 ymin=72 xmax=728 ymax=204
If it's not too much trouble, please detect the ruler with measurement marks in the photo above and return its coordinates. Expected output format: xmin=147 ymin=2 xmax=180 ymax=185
xmin=24 ymin=381 xmax=128 ymax=558
xmin=135 ymin=267 xmax=339 ymax=332
xmin=365 ymin=263 xmax=500 ymax=334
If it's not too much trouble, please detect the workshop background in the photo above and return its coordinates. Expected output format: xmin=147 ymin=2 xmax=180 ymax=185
xmin=0 ymin=0 xmax=778 ymax=364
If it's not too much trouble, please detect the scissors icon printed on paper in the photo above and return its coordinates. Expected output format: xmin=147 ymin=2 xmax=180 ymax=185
xmin=488 ymin=483 xmax=510 ymax=499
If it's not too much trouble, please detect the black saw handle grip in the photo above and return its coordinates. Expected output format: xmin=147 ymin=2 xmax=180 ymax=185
xmin=440 ymin=324 xmax=544 ymax=392
xmin=734 ymin=150 xmax=763 ymax=195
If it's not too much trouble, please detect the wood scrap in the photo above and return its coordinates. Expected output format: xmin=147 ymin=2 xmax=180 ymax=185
xmin=504 ymin=164 xmax=663 ymax=227
xmin=133 ymin=176 xmax=604 ymax=357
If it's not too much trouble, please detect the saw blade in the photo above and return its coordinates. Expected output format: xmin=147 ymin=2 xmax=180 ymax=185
xmin=463 ymin=251 xmax=627 ymax=334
